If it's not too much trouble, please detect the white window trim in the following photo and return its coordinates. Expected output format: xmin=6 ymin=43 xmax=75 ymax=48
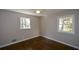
xmin=57 ymin=14 xmax=75 ymax=34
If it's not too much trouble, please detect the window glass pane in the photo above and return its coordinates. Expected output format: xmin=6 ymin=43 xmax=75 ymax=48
xmin=58 ymin=15 xmax=74 ymax=33
xmin=59 ymin=25 xmax=63 ymax=31
xmin=20 ymin=17 xmax=31 ymax=29
xmin=59 ymin=18 xmax=63 ymax=25
xmin=26 ymin=18 xmax=30 ymax=28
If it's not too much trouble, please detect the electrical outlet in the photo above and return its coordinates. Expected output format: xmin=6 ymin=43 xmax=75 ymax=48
xmin=11 ymin=39 xmax=17 ymax=42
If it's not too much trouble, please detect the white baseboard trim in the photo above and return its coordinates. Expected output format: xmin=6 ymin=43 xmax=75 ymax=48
xmin=42 ymin=36 xmax=79 ymax=49
xmin=0 ymin=35 xmax=39 ymax=48
xmin=1 ymin=35 xmax=79 ymax=49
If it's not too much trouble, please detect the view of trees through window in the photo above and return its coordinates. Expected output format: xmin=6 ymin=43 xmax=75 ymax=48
xmin=20 ymin=17 xmax=31 ymax=29
xmin=58 ymin=15 xmax=74 ymax=33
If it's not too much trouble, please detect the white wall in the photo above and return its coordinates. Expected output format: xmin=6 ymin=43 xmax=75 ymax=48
xmin=1 ymin=9 xmax=79 ymax=49
xmin=0 ymin=10 xmax=40 ymax=46
xmin=41 ymin=10 xmax=79 ymax=48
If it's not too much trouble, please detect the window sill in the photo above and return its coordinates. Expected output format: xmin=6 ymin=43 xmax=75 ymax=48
xmin=58 ymin=31 xmax=75 ymax=34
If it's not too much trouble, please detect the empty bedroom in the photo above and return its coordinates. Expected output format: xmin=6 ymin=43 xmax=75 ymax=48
xmin=0 ymin=9 xmax=79 ymax=50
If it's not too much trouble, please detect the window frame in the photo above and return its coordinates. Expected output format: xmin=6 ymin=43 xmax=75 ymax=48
xmin=20 ymin=17 xmax=31 ymax=29
xmin=57 ymin=15 xmax=75 ymax=34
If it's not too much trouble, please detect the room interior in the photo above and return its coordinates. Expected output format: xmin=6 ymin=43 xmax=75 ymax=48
xmin=0 ymin=9 xmax=79 ymax=50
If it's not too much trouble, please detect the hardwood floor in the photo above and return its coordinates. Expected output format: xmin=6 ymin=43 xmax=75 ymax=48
xmin=0 ymin=36 xmax=77 ymax=50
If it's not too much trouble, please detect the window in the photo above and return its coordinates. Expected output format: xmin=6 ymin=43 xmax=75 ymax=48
xmin=58 ymin=15 xmax=75 ymax=34
xmin=20 ymin=17 xmax=31 ymax=29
